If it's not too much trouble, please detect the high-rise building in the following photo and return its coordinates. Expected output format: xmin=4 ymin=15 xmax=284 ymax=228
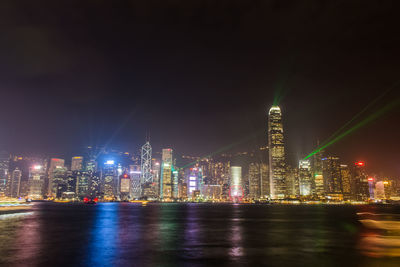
xmin=129 ymin=164 xmax=141 ymax=199
xmin=10 ymin=168 xmax=22 ymax=198
xmin=322 ymin=157 xmax=342 ymax=200
xmin=89 ymin=171 xmax=101 ymax=198
xmin=352 ymin=161 xmax=369 ymax=201
xmin=140 ymin=142 xmax=153 ymax=185
xmin=230 ymin=166 xmax=243 ymax=201
xmin=120 ymin=172 xmax=131 ymax=201
xmin=47 ymin=158 xmax=65 ymax=197
xmin=71 ymin=156 xmax=83 ymax=171
xmin=299 ymin=160 xmax=313 ymax=197
xmin=340 ymin=165 xmax=351 ymax=200
xmin=285 ymin=165 xmax=299 ymax=197
xmin=248 ymin=163 xmax=268 ymax=200
xmin=268 ymin=106 xmax=286 ymax=199
xmin=28 ymin=165 xmax=46 ymax=199
xmin=52 ymin=166 xmax=68 ymax=198
xmin=313 ymin=150 xmax=324 ymax=198
xmin=76 ymin=170 xmax=90 ymax=197
xmin=248 ymin=163 xmax=261 ymax=199
xmin=160 ymin=149 xmax=173 ymax=200
xmin=102 ymin=160 xmax=117 ymax=200
xmin=0 ymin=151 xmax=9 ymax=196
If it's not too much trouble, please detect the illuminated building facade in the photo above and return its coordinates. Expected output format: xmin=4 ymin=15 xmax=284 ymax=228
xmin=353 ymin=161 xmax=369 ymax=201
xmin=119 ymin=173 xmax=131 ymax=200
xmin=322 ymin=157 xmax=342 ymax=199
xmin=47 ymin=158 xmax=65 ymax=197
xmin=313 ymin=150 xmax=324 ymax=198
xmin=89 ymin=171 xmax=101 ymax=198
xmin=151 ymin=159 xmax=161 ymax=197
xmin=102 ymin=160 xmax=117 ymax=200
xmin=28 ymin=165 xmax=46 ymax=199
xmin=248 ymin=163 xmax=268 ymax=199
xmin=186 ymin=167 xmax=203 ymax=199
xmin=299 ymin=160 xmax=313 ymax=196
xmin=160 ymin=148 xmax=173 ymax=200
xmin=340 ymin=165 xmax=351 ymax=200
xmin=230 ymin=166 xmax=243 ymax=201
xmin=286 ymin=165 xmax=299 ymax=197
xmin=52 ymin=166 xmax=67 ymax=198
xmin=268 ymin=106 xmax=286 ymax=199
xmin=0 ymin=151 xmax=9 ymax=196
xmin=140 ymin=142 xmax=152 ymax=183
xmin=76 ymin=171 xmax=90 ymax=197
xmin=129 ymin=164 xmax=141 ymax=199
xmin=10 ymin=168 xmax=22 ymax=197
xmin=71 ymin=156 xmax=83 ymax=171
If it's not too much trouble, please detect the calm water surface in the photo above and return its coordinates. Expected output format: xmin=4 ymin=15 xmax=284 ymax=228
xmin=1 ymin=203 xmax=400 ymax=267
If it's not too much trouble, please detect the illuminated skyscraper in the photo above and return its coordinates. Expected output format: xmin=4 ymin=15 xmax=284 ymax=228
xmin=230 ymin=166 xmax=243 ymax=202
xmin=268 ymin=106 xmax=286 ymax=199
xmin=299 ymin=160 xmax=312 ymax=196
xmin=353 ymin=161 xmax=369 ymax=201
xmin=248 ymin=163 xmax=268 ymax=200
xmin=102 ymin=160 xmax=117 ymax=200
xmin=313 ymin=150 xmax=324 ymax=198
xmin=129 ymin=164 xmax=141 ymax=199
xmin=0 ymin=151 xmax=9 ymax=196
xmin=160 ymin=149 xmax=173 ymax=200
xmin=10 ymin=168 xmax=22 ymax=198
xmin=120 ymin=172 xmax=131 ymax=201
xmin=340 ymin=164 xmax=351 ymax=200
xmin=71 ymin=156 xmax=83 ymax=171
xmin=47 ymin=158 xmax=65 ymax=197
xmin=28 ymin=165 xmax=46 ymax=199
xmin=140 ymin=141 xmax=153 ymax=197
xmin=322 ymin=157 xmax=342 ymax=200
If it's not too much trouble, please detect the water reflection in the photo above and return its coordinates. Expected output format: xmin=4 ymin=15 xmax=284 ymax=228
xmin=358 ymin=208 xmax=400 ymax=257
xmin=85 ymin=203 xmax=119 ymax=266
xmin=229 ymin=204 xmax=244 ymax=258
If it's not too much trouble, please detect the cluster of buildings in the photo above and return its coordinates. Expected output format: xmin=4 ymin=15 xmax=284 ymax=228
xmin=0 ymin=106 xmax=397 ymax=203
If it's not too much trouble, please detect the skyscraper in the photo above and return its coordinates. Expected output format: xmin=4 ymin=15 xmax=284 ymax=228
xmin=160 ymin=148 xmax=173 ymax=200
xmin=248 ymin=163 xmax=268 ymax=200
xmin=313 ymin=150 xmax=325 ymax=199
xmin=0 ymin=151 xmax=9 ymax=196
xmin=140 ymin=141 xmax=153 ymax=197
xmin=47 ymin=158 xmax=65 ymax=197
xmin=28 ymin=165 xmax=46 ymax=199
xmin=353 ymin=161 xmax=369 ymax=201
xmin=268 ymin=106 xmax=286 ymax=199
xmin=230 ymin=166 xmax=243 ymax=201
xmin=299 ymin=160 xmax=313 ymax=196
xmin=322 ymin=157 xmax=342 ymax=200
xmin=340 ymin=164 xmax=351 ymax=200
xmin=10 ymin=168 xmax=22 ymax=198
xmin=71 ymin=156 xmax=83 ymax=171
xmin=102 ymin=160 xmax=117 ymax=200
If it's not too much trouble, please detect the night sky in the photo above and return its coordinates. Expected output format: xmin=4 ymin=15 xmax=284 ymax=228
xmin=1 ymin=1 xmax=399 ymax=176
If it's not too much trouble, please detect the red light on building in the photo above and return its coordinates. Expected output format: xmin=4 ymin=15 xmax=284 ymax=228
xmin=355 ymin=161 xmax=365 ymax=166
xmin=368 ymin=177 xmax=374 ymax=182
xmin=123 ymin=174 xmax=128 ymax=178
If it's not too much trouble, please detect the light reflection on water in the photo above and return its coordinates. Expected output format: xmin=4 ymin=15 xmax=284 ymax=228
xmin=1 ymin=203 xmax=400 ymax=266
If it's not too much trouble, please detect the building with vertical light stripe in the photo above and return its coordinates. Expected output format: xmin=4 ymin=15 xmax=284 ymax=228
xmin=268 ymin=106 xmax=286 ymax=199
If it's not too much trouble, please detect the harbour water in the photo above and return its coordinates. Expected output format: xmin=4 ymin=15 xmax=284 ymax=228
xmin=1 ymin=203 xmax=400 ymax=266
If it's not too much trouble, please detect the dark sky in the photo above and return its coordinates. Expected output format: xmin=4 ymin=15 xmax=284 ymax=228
xmin=0 ymin=1 xmax=399 ymax=176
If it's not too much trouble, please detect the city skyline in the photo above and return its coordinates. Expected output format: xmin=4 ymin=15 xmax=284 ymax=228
xmin=1 ymin=1 xmax=399 ymax=178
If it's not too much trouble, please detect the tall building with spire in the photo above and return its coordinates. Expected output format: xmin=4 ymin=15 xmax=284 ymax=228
xmin=268 ymin=106 xmax=286 ymax=199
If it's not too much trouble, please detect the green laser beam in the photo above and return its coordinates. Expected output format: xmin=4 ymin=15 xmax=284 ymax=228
xmin=316 ymin=79 xmax=400 ymax=150
xmin=304 ymin=99 xmax=400 ymax=160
